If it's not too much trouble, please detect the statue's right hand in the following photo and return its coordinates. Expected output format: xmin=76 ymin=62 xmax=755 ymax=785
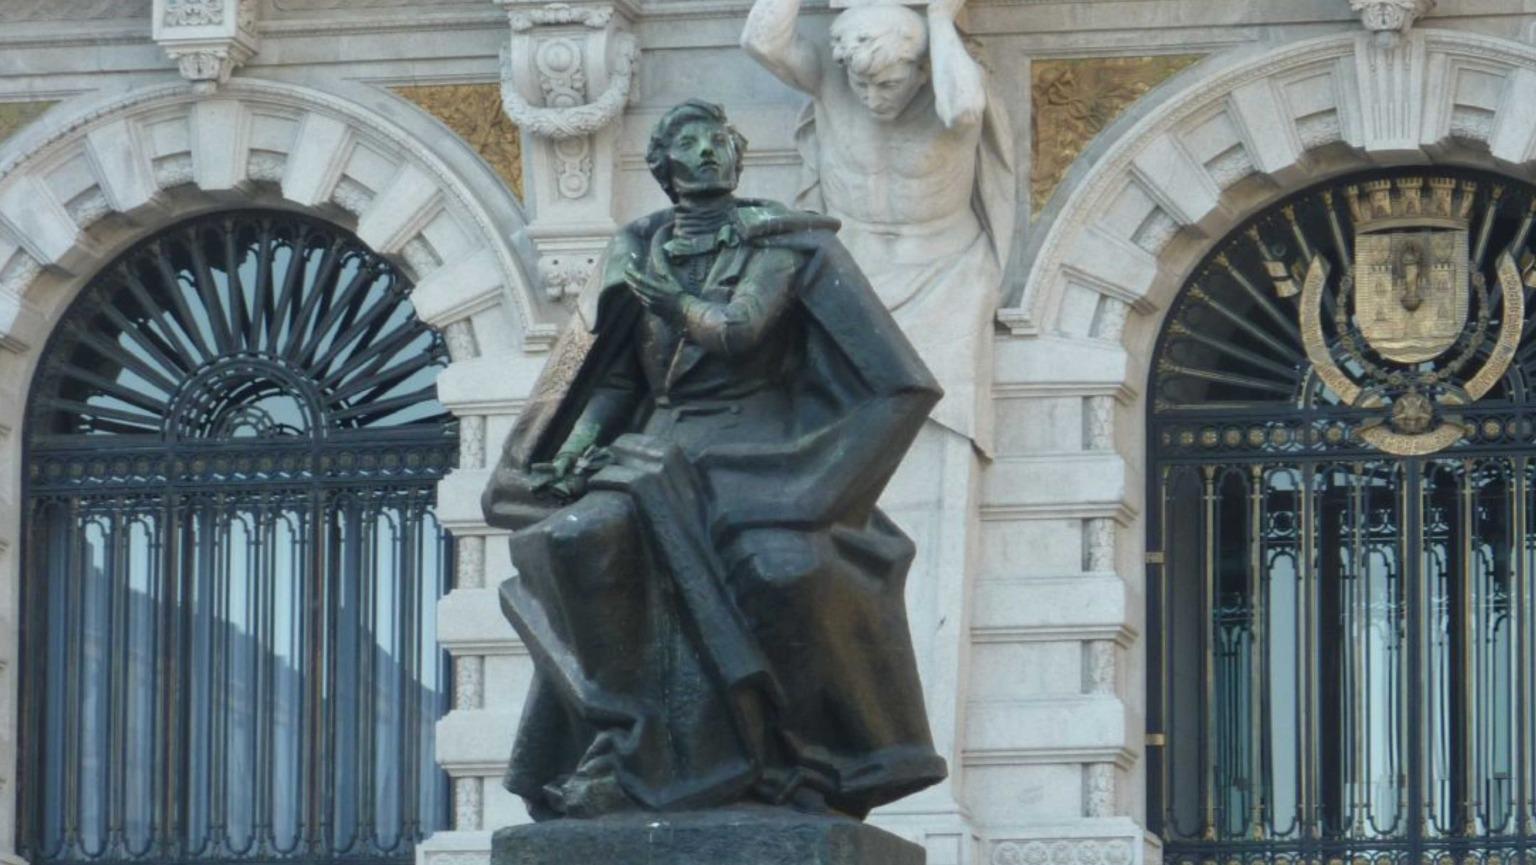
xmin=551 ymin=450 xmax=581 ymax=480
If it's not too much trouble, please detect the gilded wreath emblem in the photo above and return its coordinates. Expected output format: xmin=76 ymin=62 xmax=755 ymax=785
xmin=1296 ymin=177 xmax=1526 ymax=456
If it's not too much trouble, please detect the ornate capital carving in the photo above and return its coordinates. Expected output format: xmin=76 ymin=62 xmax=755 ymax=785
xmin=529 ymin=229 xmax=608 ymax=300
xmin=1351 ymin=0 xmax=1435 ymax=44
xmin=153 ymin=0 xmax=259 ymax=94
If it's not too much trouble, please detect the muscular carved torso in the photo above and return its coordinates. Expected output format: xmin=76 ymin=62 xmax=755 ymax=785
xmin=814 ymin=78 xmax=981 ymax=237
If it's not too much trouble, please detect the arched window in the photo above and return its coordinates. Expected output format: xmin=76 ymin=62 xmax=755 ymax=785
xmin=16 ymin=211 xmax=457 ymax=865
xmin=1150 ymin=169 xmax=1536 ymax=865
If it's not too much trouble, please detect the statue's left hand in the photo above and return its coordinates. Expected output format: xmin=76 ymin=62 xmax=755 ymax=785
xmin=624 ymin=266 xmax=688 ymax=322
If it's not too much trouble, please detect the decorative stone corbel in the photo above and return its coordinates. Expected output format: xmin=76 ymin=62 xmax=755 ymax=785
xmin=497 ymin=0 xmax=639 ymax=301
xmin=153 ymin=0 xmax=260 ymax=95
xmin=1350 ymin=0 xmax=1435 ymax=46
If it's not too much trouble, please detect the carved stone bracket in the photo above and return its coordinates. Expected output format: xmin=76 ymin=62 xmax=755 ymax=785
xmin=497 ymin=0 xmax=636 ymax=300
xmin=153 ymin=0 xmax=260 ymax=94
xmin=1351 ymin=0 xmax=1435 ymax=46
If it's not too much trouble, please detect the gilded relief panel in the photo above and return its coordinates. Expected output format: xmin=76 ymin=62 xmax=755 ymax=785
xmin=392 ymin=83 xmax=524 ymax=199
xmin=1031 ymin=54 xmax=1201 ymax=213
xmin=0 ymin=101 xmax=58 ymax=146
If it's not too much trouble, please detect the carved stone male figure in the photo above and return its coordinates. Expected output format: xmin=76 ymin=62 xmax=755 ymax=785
xmin=741 ymin=0 xmax=1014 ymax=447
xmin=483 ymin=100 xmax=946 ymax=832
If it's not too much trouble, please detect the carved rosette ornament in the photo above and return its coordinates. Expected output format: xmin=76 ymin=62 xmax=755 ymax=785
xmin=498 ymin=0 xmax=638 ymax=301
xmin=1351 ymin=0 xmax=1435 ymax=45
xmin=153 ymin=0 xmax=259 ymax=94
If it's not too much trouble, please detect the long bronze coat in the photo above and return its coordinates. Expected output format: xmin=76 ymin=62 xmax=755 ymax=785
xmin=482 ymin=200 xmax=946 ymax=819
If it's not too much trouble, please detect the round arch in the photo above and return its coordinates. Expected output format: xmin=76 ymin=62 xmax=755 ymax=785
xmin=0 ymin=77 xmax=544 ymax=860
xmin=985 ymin=28 xmax=1536 ymax=848
xmin=1015 ymin=28 xmax=1536 ymax=344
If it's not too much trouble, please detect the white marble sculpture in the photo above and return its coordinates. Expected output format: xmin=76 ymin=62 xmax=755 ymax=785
xmin=741 ymin=0 xmax=1014 ymax=449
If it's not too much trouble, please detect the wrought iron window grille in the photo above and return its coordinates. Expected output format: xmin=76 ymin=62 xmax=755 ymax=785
xmin=16 ymin=211 xmax=458 ymax=865
xmin=1151 ymin=168 xmax=1536 ymax=865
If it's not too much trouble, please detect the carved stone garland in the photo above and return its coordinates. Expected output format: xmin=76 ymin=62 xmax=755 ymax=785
xmin=498 ymin=0 xmax=638 ymax=301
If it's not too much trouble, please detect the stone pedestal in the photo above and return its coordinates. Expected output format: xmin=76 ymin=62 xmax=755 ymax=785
xmin=492 ymin=807 xmax=926 ymax=865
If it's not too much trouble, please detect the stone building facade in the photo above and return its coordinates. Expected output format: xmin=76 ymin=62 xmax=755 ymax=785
xmin=4 ymin=2 xmax=1536 ymax=865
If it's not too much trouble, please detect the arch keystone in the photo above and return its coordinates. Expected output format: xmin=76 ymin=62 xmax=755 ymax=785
xmin=190 ymin=99 xmax=253 ymax=192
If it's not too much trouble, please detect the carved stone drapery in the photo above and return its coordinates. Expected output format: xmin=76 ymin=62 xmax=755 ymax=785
xmin=497 ymin=0 xmax=638 ymax=300
xmin=153 ymin=0 xmax=259 ymax=93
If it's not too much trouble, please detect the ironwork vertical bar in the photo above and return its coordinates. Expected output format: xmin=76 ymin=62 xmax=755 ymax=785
xmin=256 ymin=505 xmax=274 ymax=854
xmin=1352 ymin=462 xmax=1368 ymax=837
xmin=1463 ymin=460 xmax=1479 ymax=836
xmin=323 ymin=499 xmax=340 ymax=856
xmin=1397 ymin=465 xmax=1411 ymax=838
xmin=305 ymin=494 xmax=326 ymax=855
xmin=1250 ymin=465 xmax=1267 ymax=838
xmin=1301 ymin=463 xmax=1317 ymax=840
xmin=108 ymin=507 xmax=130 ymax=855
xmin=1203 ymin=465 xmax=1219 ymax=840
xmin=62 ymin=506 xmax=85 ymax=857
xmin=175 ymin=500 xmax=198 ymax=859
xmin=403 ymin=499 xmax=423 ymax=842
xmin=361 ymin=501 xmax=379 ymax=851
xmin=1420 ymin=465 xmax=1438 ymax=839
xmin=1523 ymin=458 xmax=1535 ymax=839
xmin=1403 ymin=460 xmax=1423 ymax=856
xmin=210 ymin=509 xmax=230 ymax=854
xmin=1159 ymin=465 xmax=1174 ymax=837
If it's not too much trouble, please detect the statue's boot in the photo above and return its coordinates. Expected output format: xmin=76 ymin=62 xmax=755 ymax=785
xmin=545 ymin=734 xmax=637 ymax=818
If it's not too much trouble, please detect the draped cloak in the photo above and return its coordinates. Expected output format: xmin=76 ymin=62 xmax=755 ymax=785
xmin=482 ymin=201 xmax=948 ymax=820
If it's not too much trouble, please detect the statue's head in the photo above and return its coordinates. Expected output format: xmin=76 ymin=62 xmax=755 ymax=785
xmin=830 ymin=6 xmax=930 ymax=121
xmin=646 ymin=99 xmax=749 ymax=203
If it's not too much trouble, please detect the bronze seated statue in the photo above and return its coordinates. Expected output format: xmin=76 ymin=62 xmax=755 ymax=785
xmin=482 ymin=98 xmax=946 ymax=825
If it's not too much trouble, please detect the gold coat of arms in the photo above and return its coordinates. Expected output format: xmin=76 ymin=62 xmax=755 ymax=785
xmin=1293 ymin=177 xmax=1527 ymax=456
xmin=1354 ymin=230 xmax=1468 ymax=363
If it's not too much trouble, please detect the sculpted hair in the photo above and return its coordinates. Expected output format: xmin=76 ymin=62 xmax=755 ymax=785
xmin=646 ymin=99 xmax=750 ymax=202
xmin=829 ymin=6 xmax=928 ymax=76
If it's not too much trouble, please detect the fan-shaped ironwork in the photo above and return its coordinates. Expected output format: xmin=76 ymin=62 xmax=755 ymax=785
xmin=17 ymin=212 xmax=457 ymax=865
xmin=1151 ymin=169 xmax=1536 ymax=865
xmin=1154 ymin=170 xmax=1536 ymax=460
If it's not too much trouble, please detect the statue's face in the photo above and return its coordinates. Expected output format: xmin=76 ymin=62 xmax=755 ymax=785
xmin=665 ymin=119 xmax=741 ymax=198
xmin=846 ymin=59 xmax=927 ymax=121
